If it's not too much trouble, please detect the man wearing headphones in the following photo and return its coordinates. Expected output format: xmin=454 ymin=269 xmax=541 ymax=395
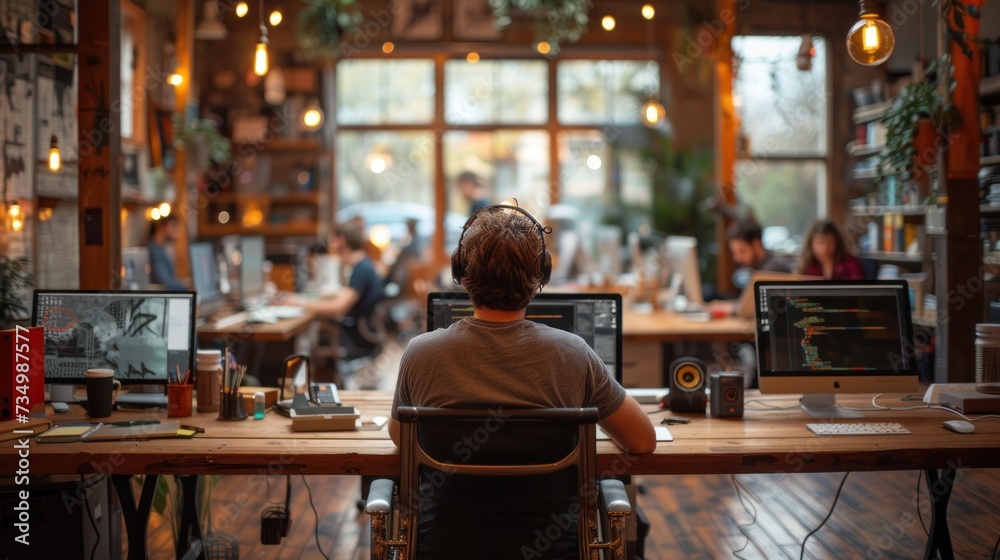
xmin=388 ymin=204 xmax=655 ymax=455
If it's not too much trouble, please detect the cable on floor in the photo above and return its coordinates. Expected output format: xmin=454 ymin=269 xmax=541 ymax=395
xmin=799 ymin=472 xmax=850 ymax=560
xmin=300 ymin=475 xmax=332 ymax=560
xmin=729 ymin=474 xmax=764 ymax=560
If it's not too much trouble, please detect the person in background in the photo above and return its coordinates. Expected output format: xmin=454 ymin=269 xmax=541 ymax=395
xmin=727 ymin=219 xmax=793 ymax=273
xmin=796 ymin=218 xmax=866 ymax=280
xmin=456 ymin=171 xmax=490 ymax=215
xmin=147 ymin=214 xmax=188 ymax=290
xmin=293 ymin=220 xmax=385 ymax=360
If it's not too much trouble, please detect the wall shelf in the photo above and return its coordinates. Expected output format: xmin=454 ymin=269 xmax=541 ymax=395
xmin=851 ymin=101 xmax=891 ymax=124
xmin=982 ymin=154 xmax=1000 ymax=166
xmin=860 ymin=250 xmax=923 ymax=263
xmin=850 ymin=206 xmax=927 ymax=217
xmin=981 ymin=74 xmax=1000 ymax=97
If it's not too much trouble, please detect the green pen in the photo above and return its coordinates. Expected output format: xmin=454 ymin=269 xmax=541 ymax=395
xmin=110 ymin=419 xmax=161 ymax=427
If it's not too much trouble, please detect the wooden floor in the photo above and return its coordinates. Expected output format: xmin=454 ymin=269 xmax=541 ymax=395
xmin=136 ymin=468 xmax=1000 ymax=559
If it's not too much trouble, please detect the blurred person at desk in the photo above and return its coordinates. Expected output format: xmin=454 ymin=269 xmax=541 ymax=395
xmin=288 ymin=220 xmax=385 ymax=364
xmin=708 ymin=219 xmax=792 ymax=316
xmin=388 ymin=204 xmax=655 ymax=455
xmin=456 ymin=171 xmax=491 ymax=215
xmin=147 ymin=214 xmax=189 ymax=290
xmin=796 ymin=218 xmax=865 ymax=280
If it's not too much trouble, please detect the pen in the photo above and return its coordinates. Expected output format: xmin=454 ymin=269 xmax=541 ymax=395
xmin=110 ymin=419 xmax=161 ymax=427
xmin=180 ymin=424 xmax=205 ymax=433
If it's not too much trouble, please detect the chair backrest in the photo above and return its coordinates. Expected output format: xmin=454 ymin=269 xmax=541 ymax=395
xmin=395 ymin=406 xmax=599 ymax=560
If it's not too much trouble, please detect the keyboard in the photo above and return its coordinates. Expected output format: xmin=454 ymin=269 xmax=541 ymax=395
xmin=806 ymin=422 xmax=911 ymax=436
xmin=116 ymin=393 xmax=169 ymax=407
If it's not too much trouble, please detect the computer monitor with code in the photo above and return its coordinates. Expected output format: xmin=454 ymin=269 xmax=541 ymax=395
xmin=32 ymin=290 xmax=196 ymax=386
xmin=427 ymin=292 xmax=622 ymax=384
xmin=754 ymin=280 xmax=919 ymax=418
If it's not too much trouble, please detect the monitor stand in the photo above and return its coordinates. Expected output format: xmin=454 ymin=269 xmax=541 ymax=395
xmin=800 ymin=394 xmax=864 ymax=419
xmin=117 ymin=384 xmax=168 ymax=408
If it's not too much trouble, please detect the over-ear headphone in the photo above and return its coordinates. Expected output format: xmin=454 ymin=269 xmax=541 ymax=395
xmin=451 ymin=204 xmax=553 ymax=289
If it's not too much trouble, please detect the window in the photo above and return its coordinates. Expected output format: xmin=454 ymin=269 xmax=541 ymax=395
xmin=334 ymin=57 xmax=661 ymax=261
xmin=444 ymin=60 xmax=547 ymax=124
xmin=336 ymin=60 xmax=435 ymax=124
xmin=557 ymin=61 xmax=658 ymax=125
xmin=732 ymin=36 xmax=828 ymax=248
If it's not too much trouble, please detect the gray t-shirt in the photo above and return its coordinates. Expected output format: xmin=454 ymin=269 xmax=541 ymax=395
xmin=392 ymin=317 xmax=626 ymax=419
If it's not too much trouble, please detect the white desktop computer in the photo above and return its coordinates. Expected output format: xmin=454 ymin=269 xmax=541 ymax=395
xmin=661 ymin=235 xmax=704 ymax=310
xmin=754 ymin=280 xmax=920 ymax=418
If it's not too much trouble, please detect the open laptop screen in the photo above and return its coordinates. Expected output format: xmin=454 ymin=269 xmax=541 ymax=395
xmin=427 ymin=292 xmax=623 ymax=384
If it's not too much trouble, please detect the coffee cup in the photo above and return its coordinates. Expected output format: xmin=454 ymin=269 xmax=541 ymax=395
xmin=85 ymin=369 xmax=121 ymax=418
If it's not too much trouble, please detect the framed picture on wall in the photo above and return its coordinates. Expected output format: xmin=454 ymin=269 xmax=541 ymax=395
xmin=453 ymin=0 xmax=501 ymax=40
xmin=391 ymin=0 xmax=442 ymax=40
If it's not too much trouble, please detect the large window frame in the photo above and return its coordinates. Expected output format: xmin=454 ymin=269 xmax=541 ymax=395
xmin=332 ymin=51 xmax=662 ymax=264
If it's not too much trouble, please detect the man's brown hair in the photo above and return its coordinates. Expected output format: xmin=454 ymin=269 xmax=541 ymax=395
xmin=333 ymin=219 xmax=366 ymax=251
xmin=458 ymin=207 xmax=546 ymax=311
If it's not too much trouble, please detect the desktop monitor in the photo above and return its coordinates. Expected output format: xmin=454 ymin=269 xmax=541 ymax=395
xmin=754 ymin=280 xmax=919 ymax=418
xmin=662 ymin=236 xmax=704 ymax=307
xmin=240 ymin=235 xmax=266 ymax=300
xmin=32 ymin=290 xmax=196 ymax=386
xmin=121 ymin=247 xmax=151 ymax=290
xmin=189 ymin=241 xmax=223 ymax=316
xmin=427 ymin=292 xmax=623 ymax=384
xmin=218 ymin=235 xmax=241 ymax=295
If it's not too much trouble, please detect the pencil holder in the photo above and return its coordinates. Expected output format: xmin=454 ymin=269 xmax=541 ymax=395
xmin=167 ymin=384 xmax=193 ymax=418
xmin=218 ymin=389 xmax=248 ymax=421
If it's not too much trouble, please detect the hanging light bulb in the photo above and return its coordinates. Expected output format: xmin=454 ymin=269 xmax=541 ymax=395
xmin=168 ymin=72 xmax=183 ymax=86
xmin=158 ymin=202 xmax=171 ymax=217
xmin=254 ymin=25 xmax=269 ymax=76
xmin=601 ymin=15 xmax=616 ymax=31
xmin=48 ymin=135 xmax=60 ymax=171
xmin=641 ymin=4 xmax=655 ymax=20
xmin=301 ymin=98 xmax=325 ymax=131
xmin=846 ymin=0 xmax=895 ymax=66
xmin=269 ymin=10 xmax=282 ymax=26
xmin=235 ymin=1 xmax=248 ymax=17
xmin=641 ymin=99 xmax=666 ymax=127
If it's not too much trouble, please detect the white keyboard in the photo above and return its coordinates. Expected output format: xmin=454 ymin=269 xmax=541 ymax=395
xmin=806 ymin=422 xmax=911 ymax=436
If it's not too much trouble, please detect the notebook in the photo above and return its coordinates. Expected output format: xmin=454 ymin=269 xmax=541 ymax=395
xmin=37 ymin=422 xmax=101 ymax=443
xmin=82 ymin=420 xmax=181 ymax=441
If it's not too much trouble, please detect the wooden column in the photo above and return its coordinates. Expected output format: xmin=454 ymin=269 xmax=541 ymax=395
xmin=934 ymin=0 xmax=984 ymax=382
xmin=173 ymin=0 xmax=194 ymax=279
xmin=77 ymin=0 xmax=121 ymax=290
xmin=714 ymin=0 xmax=738 ymax=293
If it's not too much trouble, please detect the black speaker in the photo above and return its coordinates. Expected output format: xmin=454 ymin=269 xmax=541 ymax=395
xmin=668 ymin=357 xmax=707 ymax=413
xmin=710 ymin=372 xmax=745 ymax=418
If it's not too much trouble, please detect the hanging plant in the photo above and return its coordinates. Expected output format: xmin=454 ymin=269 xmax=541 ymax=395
xmin=297 ymin=0 xmax=364 ymax=60
xmin=490 ymin=0 xmax=592 ymax=55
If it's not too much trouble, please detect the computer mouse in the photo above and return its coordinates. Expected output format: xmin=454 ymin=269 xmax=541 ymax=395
xmin=942 ymin=420 xmax=975 ymax=434
xmin=51 ymin=402 xmax=69 ymax=413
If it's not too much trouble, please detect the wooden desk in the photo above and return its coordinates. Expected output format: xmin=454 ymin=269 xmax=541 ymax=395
xmin=5 ymin=392 xmax=997 ymax=560
xmin=196 ymin=310 xmax=315 ymax=343
xmin=622 ymin=309 xmax=755 ymax=343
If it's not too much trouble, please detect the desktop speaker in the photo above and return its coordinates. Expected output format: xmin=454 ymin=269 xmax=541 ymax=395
xmin=0 ymin=327 xmax=45 ymax=422
xmin=710 ymin=372 xmax=745 ymax=418
xmin=668 ymin=357 xmax=707 ymax=413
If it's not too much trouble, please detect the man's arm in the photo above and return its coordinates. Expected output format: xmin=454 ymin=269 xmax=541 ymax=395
xmin=598 ymin=396 xmax=656 ymax=454
xmin=298 ymin=286 xmax=360 ymax=318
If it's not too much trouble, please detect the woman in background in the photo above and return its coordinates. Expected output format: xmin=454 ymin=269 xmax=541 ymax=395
xmin=796 ymin=218 xmax=866 ymax=280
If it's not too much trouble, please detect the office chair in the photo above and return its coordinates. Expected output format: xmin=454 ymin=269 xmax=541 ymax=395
xmin=365 ymin=407 xmax=631 ymax=560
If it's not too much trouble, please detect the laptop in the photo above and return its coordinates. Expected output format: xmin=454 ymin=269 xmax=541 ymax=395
xmin=734 ymin=271 xmax=820 ymax=318
xmin=427 ymin=292 xmax=623 ymax=385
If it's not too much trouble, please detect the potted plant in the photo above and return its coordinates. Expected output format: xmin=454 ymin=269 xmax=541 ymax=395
xmin=297 ymin=0 xmax=363 ymax=60
xmin=0 ymin=256 xmax=33 ymax=329
xmin=878 ymin=56 xmax=960 ymax=181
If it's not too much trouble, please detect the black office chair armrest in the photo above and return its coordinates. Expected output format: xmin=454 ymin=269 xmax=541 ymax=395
xmin=365 ymin=478 xmax=395 ymax=515
xmin=599 ymin=479 xmax=631 ymax=516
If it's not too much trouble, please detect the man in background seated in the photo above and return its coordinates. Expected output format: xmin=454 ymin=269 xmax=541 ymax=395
xmin=456 ymin=170 xmax=490 ymax=215
xmin=727 ymin=219 xmax=793 ymax=273
xmin=147 ymin=215 xmax=188 ymax=291
xmin=388 ymin=205 xmax=655 ymax=452
xmin=293 ymin=220 xmax=385 ymax=364
xmin=708 ymin=219 xmax=793 ymax=317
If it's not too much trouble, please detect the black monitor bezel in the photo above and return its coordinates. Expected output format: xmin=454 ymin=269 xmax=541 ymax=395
xmin=753 ymin=279 xmax=917 ymax=379
xmin=426 ymin=291 xmax=624 ymax=384
xmin=31 ymin=289 xmax=197 ymax=385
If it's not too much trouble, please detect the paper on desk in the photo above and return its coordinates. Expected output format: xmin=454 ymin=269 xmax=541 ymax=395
xmin=596 ymin=426 xmax=672 ymax=442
